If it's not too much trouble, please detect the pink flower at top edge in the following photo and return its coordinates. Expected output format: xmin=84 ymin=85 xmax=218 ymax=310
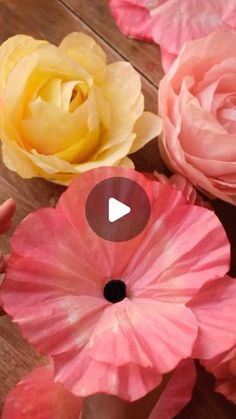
xmin=109 ymin=0 xmax=236 ymax=71
xmin=2 ymin=359 xmax=196 ymax=419
xmin=1 ymin=167 xmax=230 ymax=400
xmin=202 ymin=345 xmax=236 ymax=405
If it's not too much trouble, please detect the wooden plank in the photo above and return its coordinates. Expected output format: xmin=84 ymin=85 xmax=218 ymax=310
xmin=60 ymin=0 xmax=164 ymax=86
xmin=0 ymin=316 xmax=45 ymax=411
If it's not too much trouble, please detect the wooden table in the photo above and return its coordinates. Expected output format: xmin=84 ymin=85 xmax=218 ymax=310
xmin=0 ymin=1 xmax=235 ymax=418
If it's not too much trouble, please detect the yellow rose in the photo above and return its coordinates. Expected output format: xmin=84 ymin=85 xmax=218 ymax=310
xmin=0 ymin=33 xmax=161 ymax=185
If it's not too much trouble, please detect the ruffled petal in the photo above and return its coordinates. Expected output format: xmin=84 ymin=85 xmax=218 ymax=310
xmin=149 ymin=359 xmax=196 ymax=419
xmin=88 ymin=298 xmax=198 ymax=372
xmin=125 ymin=205 xmax=229 ymax=302
xmin=189 ymin=276 xmax=236 ymax=359
xmin=54 ymin=347 xmax=163 ymax=401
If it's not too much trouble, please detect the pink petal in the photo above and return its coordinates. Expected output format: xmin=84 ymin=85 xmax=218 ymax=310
xmin=125 ymin=205 xmax=229 ymax=303
xmin=2 ymin=363 xmax=82 ymax=419
xmin=0 ymin=198 xmax=16 ymax=234
xmin=109 ymin=0 xmax=154 ymax=41
xmin=149 ymin=359 xmax=196 ymax=419
xmin=54 ymin=346 xmax=162 ymax=401
xmin=88 ymin=298 xmax=198 ymax=372
xmin=160 ymin=47 xmax=177 ymax=72
xmin=189 ymin=276 xmax=236 ymax=359
xmin=57 ymin=167 xmax=186 ymax=277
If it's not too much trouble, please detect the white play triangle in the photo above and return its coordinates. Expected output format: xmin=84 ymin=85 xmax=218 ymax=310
xmin=108 ymin=197 xmax=131 ymax=223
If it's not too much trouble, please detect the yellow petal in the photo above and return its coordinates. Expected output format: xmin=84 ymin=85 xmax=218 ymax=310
xmin=103 ymin=62 xmax=142 ymax=112
xmin=93 ymin=86 xmax=111 ymax=130
xmin=1 ymin=137 xmax=40 ymax=178
xmin=60 ymin=32 xmax=106 ymax=84
xmin=116 ymin=156 xmax=135 ymax=169
xmin=22 ymin=98 xmax=89 ymax=154
xmin=130 ymin=112 xmax=163 ymax=153
xmin=0 ymin=34 xmax=47 ymax=89
xmin=55 ymin=127 xmax=100 ymax=163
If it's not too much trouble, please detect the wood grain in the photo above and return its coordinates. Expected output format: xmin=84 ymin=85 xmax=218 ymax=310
xmin=0 ymin=1 xmax=235 ymax=418
xmin=0 ymin=316 xmax=45 ymax=411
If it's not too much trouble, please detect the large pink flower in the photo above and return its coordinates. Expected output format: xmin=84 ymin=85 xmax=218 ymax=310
xmin=2 ymin=359 xmax=196 ymax=419
xmin=203 ymin=345 xmax=236 ymax=405
xmin=109 ymin=0 xmax=236 ymax=71
xmin=1 ymin=167 xmax=230 ymax=401
xmin=159 ymin=30 xmax=236 ymax=205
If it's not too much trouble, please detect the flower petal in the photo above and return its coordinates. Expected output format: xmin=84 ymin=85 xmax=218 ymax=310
xmin=1 ymin=363 xmax=82 ymax=419
xmin=130 ymin=112 xmax=162 ymax=154
xmin=125 ymin=205 xmax=229 ymax=302
xmin=189 ymin=276 xmax=236 ymax=359
xmin=149 ymin=359 xmax=196 ymax=419
xmin=60 ymin=32 xmax=107 ymax=84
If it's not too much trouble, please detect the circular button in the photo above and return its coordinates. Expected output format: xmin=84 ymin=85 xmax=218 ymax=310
xmin=85 ymin=177 xmax=151 ymax=242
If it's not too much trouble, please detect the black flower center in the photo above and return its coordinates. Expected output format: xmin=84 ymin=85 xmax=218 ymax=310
xmin=103 ymin=279 xmax=126 ymax=303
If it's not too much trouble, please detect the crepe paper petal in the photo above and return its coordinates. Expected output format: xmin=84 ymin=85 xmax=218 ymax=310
xmin=0 ymin=198 xmax=16 ymax=234
xmin=153 ymin=172 xmax=210 ymax=208
xmin=0 ymin=35 xmax=47 ymax=90
xmin=1 ymin=363 xmax=82 ymax=419
xmin=202 ymin=346 xmax=236 ymax=404
xmin=109 ymin=0 xmax=155 ymax=41
xmin=54 ymin=348 xmax=163 ymax=401
xmin=0 ymin=33 xmax=160 ymax=185
xmin=109 ymin=1 xmax=236 ymax=71
xmin=189 ymin=276 xmax=236 ymax=360
xmin=59 ymin=32 xmax=107 ymax=84
xmin=1 ymin=167 xmax=230 ymax=401
xmin=149 ymin=359 xmax=196 ymax=419
xmin=159 ymin=30 xmax=236 ymax=204
xmin=130 ymin=112 xmax=162 ymax=154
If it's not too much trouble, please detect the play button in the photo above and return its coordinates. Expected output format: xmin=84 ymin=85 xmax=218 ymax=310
xmin=85 ymin=176 xmax=151 ymax=242
xmin=108 ymin=198 xmax=131 ymax=223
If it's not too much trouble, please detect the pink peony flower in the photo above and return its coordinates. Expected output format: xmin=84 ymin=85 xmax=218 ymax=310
xmin=1 ymin=167 xmax=230 ymax=401
xmin=203 ymin=345 xmax=236 ymax=405
xmin=159 ymin=30 xmax=236 ymax=205
xmin=2 ymin=359 xmax=196 ymax=419
xmin=109 ymin=0 xmax=236 ymax=71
